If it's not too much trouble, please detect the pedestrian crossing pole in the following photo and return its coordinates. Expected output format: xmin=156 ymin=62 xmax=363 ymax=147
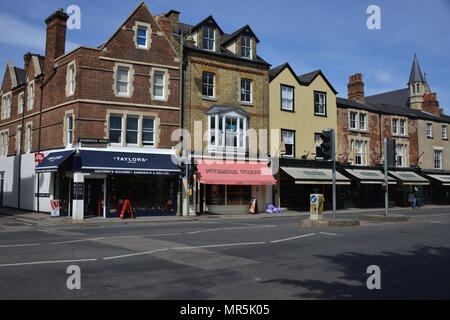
xmin=384 ymin=138 xmax=389 ymax=217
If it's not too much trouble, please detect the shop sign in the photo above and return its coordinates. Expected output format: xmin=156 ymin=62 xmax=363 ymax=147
xmin=50 ymin=200 xmax=60 ymax=217
xmin=35 ymin=153 xmax=45 ymax=163
xmin=35 ymin=193 xmax=50 ymax=198
xmin=78 ymin=138 xmax=109 ymax=144
xmin=72 ymin=182 xmax=84 ymax=200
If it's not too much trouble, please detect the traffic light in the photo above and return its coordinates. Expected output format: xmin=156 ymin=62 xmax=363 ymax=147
xmin=319 ymin=129 xmax=333 ymax=161
xmin=191 ymin=157 xmax=198 ymax=175
xmin=386 ymin=139 xmax=396 ymax=167
xmin=179 ymin=162 xmax=186 ymax=177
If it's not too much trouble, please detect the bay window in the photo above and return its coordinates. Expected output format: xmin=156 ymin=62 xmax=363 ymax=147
xmin=208 ymin=114 xmax=247 ymax=153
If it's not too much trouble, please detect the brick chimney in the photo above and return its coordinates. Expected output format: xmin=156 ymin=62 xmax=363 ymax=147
xmin=156 ymin=14 xmax=171 ymax=35
xmin=348 ymin=73 xmax=365 ymax=102
xmin=23 ymin=52 xmax=32 ymax=74
xmin=422 ymin=93 xmax=440 ymax=115
xmin=44 ymin=8 xmax=69 ymax=79
xmin=166 ymin=10 xmax=180 ymax=34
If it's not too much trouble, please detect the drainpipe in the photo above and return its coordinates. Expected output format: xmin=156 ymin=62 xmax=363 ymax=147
xmin=177 ymin=32 xmax=185 ymax=217
xmin=16 ymin=83 xmax=27 ymax=210
xmin=36 ymin=66 xmax=57 ymax=213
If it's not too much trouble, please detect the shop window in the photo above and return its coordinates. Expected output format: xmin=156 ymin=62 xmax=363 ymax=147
xmin=108 ymin=175 xmax=177 ymax=216
xmin=206 ymin=185 xmax=225 ymax=205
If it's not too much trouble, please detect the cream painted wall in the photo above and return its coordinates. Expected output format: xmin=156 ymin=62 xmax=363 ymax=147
xmin=417 ymin=119 xmax=450 ymax=170
xmin=269 ymin=67 xmax=338 ymax=159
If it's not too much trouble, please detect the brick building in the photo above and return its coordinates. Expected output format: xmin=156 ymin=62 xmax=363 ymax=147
xmin=0 ymin=3 xmax=182 ymax=219
xmin=336 ymin=55 xmax=450 ymax=207
xmin=162 ymin=11 xmax=275 ymax=214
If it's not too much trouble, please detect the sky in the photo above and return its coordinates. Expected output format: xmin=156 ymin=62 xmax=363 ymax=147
xmin=0 ymin=0 xmax=449 ymax=113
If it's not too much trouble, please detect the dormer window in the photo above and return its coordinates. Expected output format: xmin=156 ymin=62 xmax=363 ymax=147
xmin=241 ymin=35 xmax=252 ymax=59
xmin=203 ymin=26 xmax=215 ymax=51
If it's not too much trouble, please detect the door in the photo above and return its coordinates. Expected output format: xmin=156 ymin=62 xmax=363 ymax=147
xmin=84 ymin=179 xmax=104 ymax=217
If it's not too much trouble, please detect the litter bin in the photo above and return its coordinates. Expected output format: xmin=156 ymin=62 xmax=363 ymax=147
xmin=310 ymin=194 xmax=323 ymax=221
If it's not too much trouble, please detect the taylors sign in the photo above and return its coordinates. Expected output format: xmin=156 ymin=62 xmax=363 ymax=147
xmin=46 ymin=155 xmax=64 ymax=163
xmin=113 ymin=156 xmax=149 ymax=164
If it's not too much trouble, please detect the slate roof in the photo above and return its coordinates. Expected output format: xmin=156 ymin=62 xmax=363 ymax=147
xmin=297 ymin=70 xmax=321 ymax=85
xmin=205 ymin=105 xmax=251 ymax=118
xmin=365 ymin=88 xmax=410 ymax=108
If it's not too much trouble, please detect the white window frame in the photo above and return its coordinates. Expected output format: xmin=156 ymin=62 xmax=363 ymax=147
xmin=109 ymin=115 xmax=123 ymax=146
xmin=28 ymin=82 xmax=34 ymax=110
xmin=442 ymin=125 xmax=447 ymax=140
xmin=125 ymin=116 xmax=139 ymax=146
xmin=354 ymin=140 xmax=363 ymax=165
xmin=0 ymin=131 xmax=8 ymax=157
xmin=18 ymin=93 xmax=24 ymax=114
xmin=67 ymin=114 xmax=74 ymax=147
xmin=281 ymin=129 xmax=295 ymax=158
xmin=241 ymin=35 xmax=252 ymax=59
xmin=208 ymin=114 xmax=247 ymax=154
xmin=202 ymin=72 xmax=215 ymax=98
xmin=152 ymin=71 xmax=165 ymax=100
xmin=241 ymin=79 xmax=252 ymax=103
xmin=314 ymin=92 xmax=326 ymax=116
xmin=426 ymin=123 xmax=433 ymax=138
xmin=69 ymin=64 xmax=75 ymax=95
xmin=137 ymin=26 xmax=148 ymax=48
xmin=434 ymin=149 xmax=442 ymax=169
xmin=281 ymin=85 xmax=294 ymax=111
xmin=203 ymin=26 xmax=215 ymax=51
xmin=349 ymin=112 xmax=357 ymax=129
xmin=142 ymin=117 xmax=155 ymax=147
xmin=359 ymin=113 xmax=366 ymax=130
xmin=396 ymin=144 xmax=407 ymax=167
xmin=116 ymin=66 xmax=130 ymax=96
xmin=392 ymin=118 xmax=398 ymax=135
xmin=26 ymin=124 xmax=32 ymax=153
xmin=400 ymin=119 xmax=406 ymax=135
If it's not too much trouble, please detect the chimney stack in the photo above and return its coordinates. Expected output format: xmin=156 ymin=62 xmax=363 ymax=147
xmin=23 ymin=52 xmax=32 ymax=74
xmin=166 ymin=10 xmax=180 ymax=34
xmin=44 ymin=8 xmax=69 ymax=79
xmin=422 ymin=93 xmax=440 ymax=115
xmin=348 ymin=73 xmax=365 ymax=102
xmin=156 ymin=14 xmax=171 ymax=35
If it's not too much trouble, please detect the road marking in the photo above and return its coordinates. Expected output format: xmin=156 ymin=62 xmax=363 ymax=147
xmin=172 ymin=241 xmax=266 ymax=250
xmin=0 ymin=258 xmax=97 ymax=268
xmin=50 ymin=237 xmax=106 ymax=245
xmin=186 ymin=225 xmax=276 ymax=235
xmin=186 ymin=228 xmax=223 ymax=234
xmin=270 ymin=233 xmax=316 ymax=243
xmin=0 ymin=243 xmax=40 ymax=248
xmin=430 ymin=221 xmax=450 ymax=224
xmin=102 ymin=248 xmax=168 ymax=260
xmin=319 ymin=232 xmax=338 ymax=236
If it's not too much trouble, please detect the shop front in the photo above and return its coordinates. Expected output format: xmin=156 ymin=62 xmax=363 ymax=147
xmin=424 ymin=172 xmax=450 ymax=204
xmin=279 ymin=166 xmax=351 ymax=211
xmin=342 ymin=168 xmax=396 ymax=208
xmin=388 ymin=170 xmax=430 ymax=206
xmin=195 ymin=159 xmax=276 ymax=214
xmin=36 ymin=148 xmax=180 ymax=219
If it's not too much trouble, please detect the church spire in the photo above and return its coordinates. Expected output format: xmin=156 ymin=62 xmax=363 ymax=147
xmin=408 ymin=53 xmax=424 ymax=84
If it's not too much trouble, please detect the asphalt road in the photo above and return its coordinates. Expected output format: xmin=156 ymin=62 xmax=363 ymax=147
xmin=0 ymin=207 xmax=449 ymax=300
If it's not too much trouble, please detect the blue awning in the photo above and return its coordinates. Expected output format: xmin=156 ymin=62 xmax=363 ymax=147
xmin=79 ymin=150 xmax=180 ymax=175
xmin=35 ymin=150 xmax=74 ymax=173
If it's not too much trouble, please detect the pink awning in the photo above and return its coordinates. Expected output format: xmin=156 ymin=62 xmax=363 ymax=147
xmin=197 ymin=160 xmax=276 ymax=185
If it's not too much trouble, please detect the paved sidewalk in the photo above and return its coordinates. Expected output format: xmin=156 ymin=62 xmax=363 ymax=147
xmin=1 ymin=204 xmax=450 ymax=226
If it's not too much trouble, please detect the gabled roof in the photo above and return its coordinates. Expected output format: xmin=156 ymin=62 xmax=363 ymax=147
xmin=269 ymin=63 xmax=338 ymax=94
xmin=221 ymin=25 xmax=260 ymax=46
xmin=365 ymin=88 xmax=410 ymax=108
xmin=191 ymin=15 xmax=224 ymax=35
xmin=408 ymin=53 xmax=424 ymax=84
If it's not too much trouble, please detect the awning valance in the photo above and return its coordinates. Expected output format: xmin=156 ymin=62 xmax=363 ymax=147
xmin=197 ymin=160 xmax=275 ymax=185
xmin=344 ymin=169 xmax=396 ymax=184
xmin=79 ymin=150 xmax=179 ymax=175
xmin=281 ymin=167 xmax=350 ymax=185
xmin=388 ymin=171 xmax=430 ymax=185
xmin=425 ymin=174 xmax=450 ymax=186
xmin=35 ymin=150 xmax=74 ymax=173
